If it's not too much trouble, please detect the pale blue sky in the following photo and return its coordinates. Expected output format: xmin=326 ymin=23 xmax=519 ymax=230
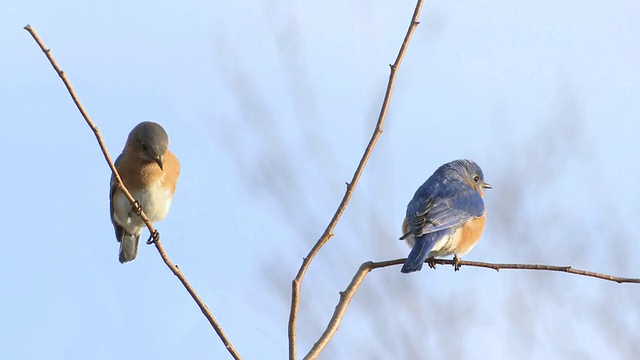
xmin=2 ymin=1 xmax=639 ymax=359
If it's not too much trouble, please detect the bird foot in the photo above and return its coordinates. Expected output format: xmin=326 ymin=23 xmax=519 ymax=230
xmin=147 ymin=230 xmax=160 ymax=245
xmin=427 ymin=257 xmax=437 ymax=269
xmin=453 ymin=255 xmax=462 ymax=271
xmin=131 ymin=200 xmax=143 ymax=216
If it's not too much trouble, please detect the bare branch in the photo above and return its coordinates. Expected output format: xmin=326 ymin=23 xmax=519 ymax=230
xmin=287 ymin=1 xmax=425 ymax=358
xmin=433 ymin=259 xmax=640 ymax=283
xmin=306 ymin=258 xmax=640 ymax=359
xmin=24 ymin=24 xmax=243 ymax=360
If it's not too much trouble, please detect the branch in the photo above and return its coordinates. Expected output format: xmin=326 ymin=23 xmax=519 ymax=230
xmin=432 ymin=259 xmax=640 ymax=283
xmin=306 ymin=258 xmax=640 ymax=359
xmin=287 ymin=1 xmax=425 ymax=359
xmin=24 ymin=24 xmax=243 ymax=360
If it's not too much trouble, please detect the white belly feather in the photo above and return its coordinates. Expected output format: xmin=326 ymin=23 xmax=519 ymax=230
xmin=404 ymin=224 xmax=476 ymax=258
xmin=112 ymin=178 xmax=174 ymax=235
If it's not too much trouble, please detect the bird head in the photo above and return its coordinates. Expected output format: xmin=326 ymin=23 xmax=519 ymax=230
xmin=127 ymin=121 xmax=169 ymax=170
xmin=448 ymin=159 xmax=492 ymax=196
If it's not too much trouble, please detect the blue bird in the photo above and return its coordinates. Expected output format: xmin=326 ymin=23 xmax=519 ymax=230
xmin=400 ymin=160 xmax=491 ymax=273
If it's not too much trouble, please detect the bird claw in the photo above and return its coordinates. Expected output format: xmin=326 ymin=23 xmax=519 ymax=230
xmin=453 ymin=255 xmax=462 ymax=271
xmin=427 ymin=257 xmax=437 ymax=269
xmin=131 ymin=200 xmax=143 ymax=216
xmin=147 ymin=230 xmax=160 ymax=245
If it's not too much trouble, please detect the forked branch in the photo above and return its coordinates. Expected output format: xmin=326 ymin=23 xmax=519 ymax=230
xmin=287 ymin=1 xmax=425 ymax=359
xmin=306 ymin=258 xmax=640 ymax=359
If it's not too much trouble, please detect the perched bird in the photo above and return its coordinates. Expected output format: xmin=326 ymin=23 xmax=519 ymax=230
xmin=110 ymin=121 xmax=180 ymax=263
xmin=400 ymin=159 xmax=491 ymax=273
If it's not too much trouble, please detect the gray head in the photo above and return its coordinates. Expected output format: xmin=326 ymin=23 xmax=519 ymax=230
xmin=126 ymin=121 xmax=169 ymax=169
xmin=440 ymin=159 xmax=492 ymax=195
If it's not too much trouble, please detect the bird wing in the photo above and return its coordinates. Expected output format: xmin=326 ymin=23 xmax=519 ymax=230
xmin=110 ymin=154 xmax=125 ymax=241
xmin=406 ymin=180 xmax=485 ymax=237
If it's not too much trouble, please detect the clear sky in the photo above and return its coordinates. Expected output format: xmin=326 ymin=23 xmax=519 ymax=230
xmin=2 ymin=1 xmax=639 ymax=359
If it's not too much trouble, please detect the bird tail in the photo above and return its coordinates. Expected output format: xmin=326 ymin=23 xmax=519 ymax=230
xmin=119 ymin=234 xmax=140 ymax=263
xmin=401 ymin=235 xmax=435 ymax=273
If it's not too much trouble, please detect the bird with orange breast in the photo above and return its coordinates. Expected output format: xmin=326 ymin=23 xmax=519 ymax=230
xmin=110 ymin=121 xmax=180 ymax=263
xmin=400 ymin=159 xmax=491 ymax=273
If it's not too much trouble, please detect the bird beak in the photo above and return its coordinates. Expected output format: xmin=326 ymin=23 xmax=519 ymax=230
xmin=155 ymin=156 xmax=164 ymax=170
xmin=482 ymin=183 xmax=492 ymax=189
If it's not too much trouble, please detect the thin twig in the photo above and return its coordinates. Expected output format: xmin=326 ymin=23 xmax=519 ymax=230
xmin=24 ymin=24 xmax=243 ymax=360
xmin=434 ymin=258 xmax=640 ymax=283
xmin=305 ymin=258 xmax=640 ymax=359
xmin=287 ymin=1 xmax=425 ymax=359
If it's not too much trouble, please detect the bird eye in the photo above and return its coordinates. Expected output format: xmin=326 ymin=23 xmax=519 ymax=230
xmin=141 ymin=143 xmax=148 ymax=151
xmin=473 ymin=175 xmax=480 ymax=182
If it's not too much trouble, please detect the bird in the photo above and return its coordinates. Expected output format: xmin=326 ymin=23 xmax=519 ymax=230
xmin=109 ymin=121 xmax=180 ymax=263
xmin=400 ymin=159 xmax=491 ymax=273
